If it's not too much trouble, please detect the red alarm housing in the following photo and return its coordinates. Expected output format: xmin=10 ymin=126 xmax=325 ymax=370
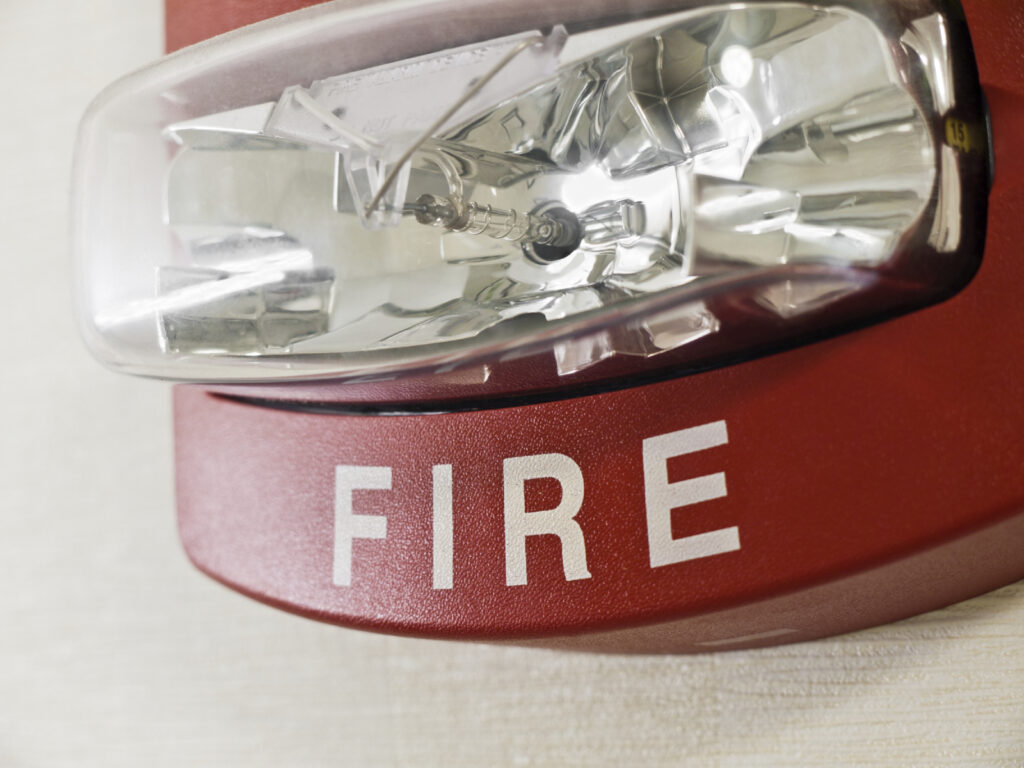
xmin=73 ymin=0 xmax=1024 ymax=651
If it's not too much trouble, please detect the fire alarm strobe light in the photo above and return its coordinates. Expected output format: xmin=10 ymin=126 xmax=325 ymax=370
xmin=73 ymin=0 xmax=1024 ymax=652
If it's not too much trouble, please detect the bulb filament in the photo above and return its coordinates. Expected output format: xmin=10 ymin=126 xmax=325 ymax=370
xmin=411 ymin=194 xmax=580 ymax=252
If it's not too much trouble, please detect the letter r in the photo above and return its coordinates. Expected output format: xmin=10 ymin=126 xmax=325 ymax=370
xmin=503 ymin=454 xmax=591 ymax=587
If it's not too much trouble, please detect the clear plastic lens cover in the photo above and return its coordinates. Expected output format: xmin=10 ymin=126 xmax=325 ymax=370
xmin=73 ymin=0 xmax=988 ymax=384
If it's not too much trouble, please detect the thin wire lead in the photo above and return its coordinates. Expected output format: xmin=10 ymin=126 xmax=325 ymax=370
xmin=363 ymin=34 xmax=545 ymax=219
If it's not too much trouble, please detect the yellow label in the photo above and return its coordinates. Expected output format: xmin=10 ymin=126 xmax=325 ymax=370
xmin=946 ymin=118 xmax=982 ymax=154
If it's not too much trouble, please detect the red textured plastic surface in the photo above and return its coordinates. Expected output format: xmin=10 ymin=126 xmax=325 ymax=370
xmin=165 ymin=0 xmax=330 ymax=52
xmin=170 ymin=0 xmax=1024 ymax=650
